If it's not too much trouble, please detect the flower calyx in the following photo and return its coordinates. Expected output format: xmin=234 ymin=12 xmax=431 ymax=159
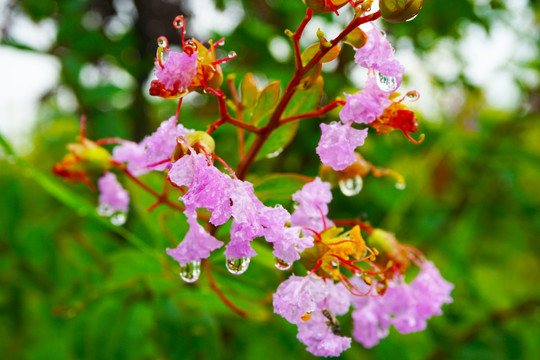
xmin=303 ymin=0 xmax=350 ymax=14
xmin=172 ymin=131 xmax=216 ymax=161
xmin=53 ymin=137 xmax=112 ymax=188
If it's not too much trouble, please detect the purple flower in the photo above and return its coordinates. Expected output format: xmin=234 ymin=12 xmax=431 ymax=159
xmin=351 ymin=299 xmax=390 ymax=348
xmin=97 ymin=172 xmax=129 ymax=214
xmin=411 ymin=261 xmax=454 ymax=318
xmin=316 ymin=121 xmax=368 ymax=171
xmin=354 ymin=25 xmax=404 ymax=84
xmin=273 ymin=275 xmax=328 ymax=324
xmin=339 ymin=76 xmax=392 ymax=125
xmin=297 ymin=311 xmax=352 ymax=357
xmin=166 ymin=207 xmax=223 ymax=266
xmin=290 ymin=177 xmax=334 ymax=232
xmin=260 ymin=205 xmax=314 ymax=264
xmin=113 ymin=116 xmax=193 ymax=175
xmin=154 ymin=51 xmax=198 ymax=94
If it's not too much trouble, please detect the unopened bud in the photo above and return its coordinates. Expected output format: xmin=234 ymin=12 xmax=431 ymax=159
xmin=379 ymin=0 xmax=423 ymax=23
xmin=173 ymin=131 xmax=216 ymax=161
xmin=303 ymin=0 xmax=349 ymax=13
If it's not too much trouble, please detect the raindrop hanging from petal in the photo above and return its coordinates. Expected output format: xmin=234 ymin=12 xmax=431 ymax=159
xmin=179 ymin=261 xmax=201 ymax=283
xmin=274 ymin=257 xmax=293 ymax=271
xmin=226 ymin=257 xmax=250 ymax=275
xmin=376 ymin=71 xmax=398 ymax=92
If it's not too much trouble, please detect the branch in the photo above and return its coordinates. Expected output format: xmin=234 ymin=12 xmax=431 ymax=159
xmin=236 ymin=11 xmax=381 ymax=180
xmin=203 ymin=260 xmax=248 ymax=318
xmin=279 ymin=99 xmax=346 ymax=125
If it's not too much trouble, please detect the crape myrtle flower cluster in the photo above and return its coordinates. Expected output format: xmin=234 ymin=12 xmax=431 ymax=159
xmin=53 ymin=0 xmax=453 ymax=357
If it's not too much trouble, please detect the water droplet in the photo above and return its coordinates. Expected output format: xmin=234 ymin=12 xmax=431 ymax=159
xmin=406 ymin=91 xmax=420 ymax=102
xmin=110 ymin=212 xmax=127 ymax=226
xmin=376 ymin=71 xmax=398 ymax=92
xmin=331 ymin=258 xmax=339 ymax=268
xmin=97 ymin=203 xmax=113 ymax=217
xmin=266 ymin=148 xmax=283 ymax=158
xmin=173 ymin=16 xmax=184 ymax=29
xmin=157 ymin=36 xmax=168 ymax=48
xmin=226 ymin=257 xmax=250 ymax=275
xmin=339 ymin=175 xmax=363 ymax=197
xmin=179 ymin=261 xmax=201 ymax=283
xmin=274 ymin=257 xmax=292 ymax=271
xmin=395 ymin=182 xmax=406 ymax=190
xmin=202 ymin=88 xmax=210 ymax=94
xmin=406 ymin=14 xmax=419 ymax=22
xmin=228 ymin=51 xmax=237 ymax=57
xmin=185 ymin=40 xmax=195 ymax=47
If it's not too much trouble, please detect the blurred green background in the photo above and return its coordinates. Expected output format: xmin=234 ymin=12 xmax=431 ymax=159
xmin=1 ymin=0 xmax=540 ymax=359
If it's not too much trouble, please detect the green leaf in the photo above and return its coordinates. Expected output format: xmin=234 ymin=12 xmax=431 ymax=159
xmin=342 ymin=27 xmax=368 ymax=48
xmin=253 ymin=76 xmax=323 ymax=160
xmin=241 ymin=73 xmax=260 ymax=108
xmin=248 ymin=81 xmax=281 ymax=126
xmin=301 ymin=43 xmax=342 ymax=66
xmin=253 ymin=173 xmax=310 ymax=206
xmin=284 ymin=75 xmax=324 ymax=118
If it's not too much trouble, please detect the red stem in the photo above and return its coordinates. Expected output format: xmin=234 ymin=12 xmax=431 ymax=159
xmin=279 ymin=100 xmax=346 ymax=125
xmin=202 ymin=260 xmax=248 ymax=317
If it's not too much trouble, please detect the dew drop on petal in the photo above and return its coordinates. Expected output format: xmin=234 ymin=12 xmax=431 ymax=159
xmin=157 ymin=36 xmax=168 ymax=48
xmin=331 ymin=258 xmax=339 ymax=268
xmin=217 ymin=39 xmax=225 ymax=46
xmin=376 ymin=71 xmax=398 ymax=92
xmin=228 ymin=51 xmax=237 ymax=57
xmin=226 ymin=257 xmax=250 ymax=275
xmin=395 ymin=182 xmax=406 ymax=190
xmin=179 ymin=261 xmax=201 ymax=283
xmin=274 ymin=257 xmax=292 ymax=271
xmin=97 ymin=203 xmax=113 ymax=217
xmin=339 ymin=175 xmax=363 ymax=197
xmin=110 ymin=212 xmax=127 ymax=226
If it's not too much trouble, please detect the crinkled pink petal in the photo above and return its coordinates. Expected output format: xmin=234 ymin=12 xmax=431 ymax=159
xmin=98 ymin=172 xmax=129 ymax=213
xmin=260 ymin=205 xmax=314 ymax=264
xmin=113 ymin=116 xmax=193 ymax=174
xmin=339 ymin=76 xmax=392 ymax=124
xmin=411 ymin=261 xmax=454 ymax=318
xmin=166 ymin=207 xmax=223 ymax=266
xmin=317 ymin=121 xmax=368 ymax=171
xmin=273 ymin=275 xmax=329 ymax=325
xmin=354 ymin=26 xmax=404 ymax=86
xmin=291 ymin=178 xmax=334 ymax=232
xmin=154 ymin=51 xmax=198 ymax=93
xmin=297 ymin=311 xmax=351 ymax=357
xmin=112 ymin=141 xmax=148 ymax=176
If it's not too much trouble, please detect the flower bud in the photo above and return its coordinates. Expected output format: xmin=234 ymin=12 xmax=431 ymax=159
xmin=53 ymin=138 xmax=112 ymax=186
xmin=172 ymin=131 xmax=216 ymax=161
xmin=367 ymin=229 xmax=409 ymax=274
xmin=303 ymin=0 xmax=349 ymax=13
xmin=379 ymin=0 xmax=423 ymax=23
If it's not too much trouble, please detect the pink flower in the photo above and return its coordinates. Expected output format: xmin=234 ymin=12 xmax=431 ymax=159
xmin=166 ymin=207 xmax=223 ymax=266
xmin=273 ymin=276 xmax=353 ymax=357
xmin=273 ymin=275 xmax=329 ymax=324
xmin=316 ymin=121 xmax=368 ymax=171
xmin=354 ymin=25 xmax=404 ymax=85
xmin=410 ymin=261 xmax=454 ymax=318
xmin=260 ymin=205 xmax=314 ymax=264
xmin=97 ymin=172 xmax=129 ymax=214
xmin=169 ymin=152 xmax=313 ymax=263
xmin=297 ymin=311 xmax=352 ymax=357
xmin=339 ymin=76 xmax=392 ymax=125
xmin=113 ymin=116 xmax=193 ymax=175
xmin=154 ymin=51 xmax=198 ymax=94
xmin=290 ymin=178 xmax=334 ymax=232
